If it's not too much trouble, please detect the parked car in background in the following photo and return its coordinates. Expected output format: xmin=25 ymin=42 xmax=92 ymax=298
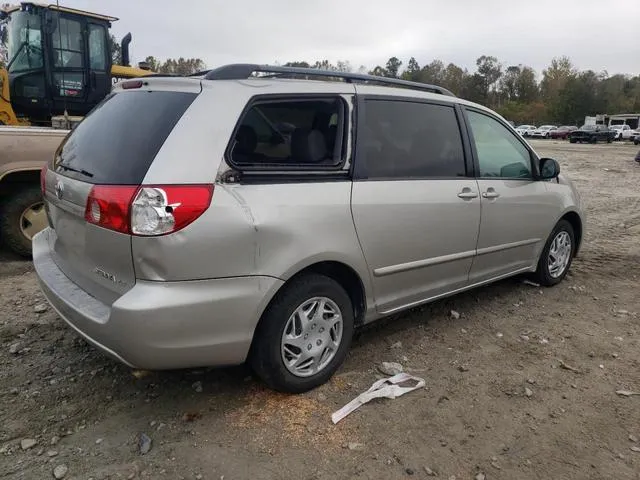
xmin=548 ymin=126 xmax=578 ymax=139
xmin=515 ymin=125 xmax=537 ymax=137
xmin=32 ymin=64 xmax=584 ymax=393
xmin=609 ymin=124 xmax=633 ymax=141
xmin=530 ymin=125 xmax=557 ymax=139
xmin=568 ymin=124 xmax=615 ymax=144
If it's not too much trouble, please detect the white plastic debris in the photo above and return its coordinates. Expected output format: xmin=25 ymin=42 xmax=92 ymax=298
xmin=331 ymin=373 xmax=425 ymax=424
xmin=616 ymin=390 xmax=640 ymax=397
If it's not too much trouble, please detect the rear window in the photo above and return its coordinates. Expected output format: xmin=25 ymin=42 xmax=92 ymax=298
xmin=54 ymin=91 xmax=197 ymax=184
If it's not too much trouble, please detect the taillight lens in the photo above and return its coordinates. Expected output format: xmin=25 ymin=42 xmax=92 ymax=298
xmin=85 ymin=186 xmax=138 ymax=234
xmin=84 ymin=185 xmax=213 ymax=236
xmin=40 ymin=164 xmax=48 ymax=195
xmin=131 ymin=185 xmax=214 ymax=236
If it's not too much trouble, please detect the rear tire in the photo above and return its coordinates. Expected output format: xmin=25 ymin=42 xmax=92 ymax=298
xmin=250 ymin=274 xmax=354 ymax=393
xmin=533 ymin=220 xmax=575 ymax=287
xmin=0 ymin=186 xmax=45 ymax=258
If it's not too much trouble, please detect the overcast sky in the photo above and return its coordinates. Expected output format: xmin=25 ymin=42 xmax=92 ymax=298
xmin=64 ymin=0 xmax=640 ymax=77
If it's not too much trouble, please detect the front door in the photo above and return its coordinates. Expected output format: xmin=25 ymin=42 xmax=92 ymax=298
xmin=464 ymin=108 xmax=557 ymax=283
xmin=351 ymin=96 xmax=481 ymax=314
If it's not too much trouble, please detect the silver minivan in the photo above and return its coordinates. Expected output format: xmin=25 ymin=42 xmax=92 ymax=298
xmin=33 ymin=65 xmax=584 ymax=392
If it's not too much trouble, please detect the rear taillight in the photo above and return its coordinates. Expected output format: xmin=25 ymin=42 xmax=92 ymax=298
xmin=40 ymin=164 xmax=48 ymax=195
xmin=84 ymin=185 xmax=213 ymax=236
xmin=85 ymin=186 xmax=138 ymax=234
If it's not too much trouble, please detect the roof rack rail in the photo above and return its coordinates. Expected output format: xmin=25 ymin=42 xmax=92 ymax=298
xmin=201 ymin=64 xmax=455 ymax=97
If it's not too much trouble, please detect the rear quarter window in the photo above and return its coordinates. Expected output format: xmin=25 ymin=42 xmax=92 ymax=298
xmin=54 ymin=91 xmax=197 ymax=184
xmin=227 ymin=96 xmax=347 ymax=170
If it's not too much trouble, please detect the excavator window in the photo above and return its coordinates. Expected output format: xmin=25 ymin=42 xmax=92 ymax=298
xmin=88 ymin=24 xmax=108 ymax=71
xmin=52 ymin=16 xmax=83 ymax=69
xmin=6 ymin=11 xmax=43 ymax=72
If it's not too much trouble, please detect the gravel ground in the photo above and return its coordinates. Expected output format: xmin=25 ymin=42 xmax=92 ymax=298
xmin=1 ymin=140 xmax=640 ymax=480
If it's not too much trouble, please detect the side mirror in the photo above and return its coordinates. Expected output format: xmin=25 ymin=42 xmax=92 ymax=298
xmin=539 ymin=158 xmax=560 ymax=179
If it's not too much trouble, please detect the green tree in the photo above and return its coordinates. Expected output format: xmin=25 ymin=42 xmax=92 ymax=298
xmin=402 ymin=57 xmax=420 ymax=81
xmin=419 ymin=59 xmax=445 ymax=85
xmin=442 ymin=63 xmax=467 ymax=95
xmin=369 ymin=65 xmax=388 ymax=77
xmin=283 ymin=61 xmax=311 ymax=68
xmin=540 ymin=56 xmax=576 ymax=100
xmin=500 ymin=65 xmax=539 ymax=103
xmin=462 ymin=73 xmax=487 ymax=104
xmin=475 ymin=55 xmax=502 ymax=105
xmin=143 ymin=56 xmax=161 ymax=72
xmin=158 ymin=57 xmax=206 ymax=75
xmin=109 ymin=34 xmax=121 ymax=65
xmin=385 ymin=57 xmax=402 ymax=78
xmin=516 ymin=66 xmax=539 ymax=103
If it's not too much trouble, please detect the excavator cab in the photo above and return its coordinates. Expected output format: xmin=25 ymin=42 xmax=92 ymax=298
xmin=1 ymin=2 xmax=132 ymax=124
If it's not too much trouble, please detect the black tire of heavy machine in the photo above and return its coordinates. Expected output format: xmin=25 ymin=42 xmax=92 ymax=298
xmin=0 ymin=186 xmax=43 ymax=257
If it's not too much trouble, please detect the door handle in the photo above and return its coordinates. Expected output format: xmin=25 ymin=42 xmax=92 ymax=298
xmin=457 ymin=188 xmax=478 ymax=199
xmin=482 ymin=188 xmax=500 ymax=199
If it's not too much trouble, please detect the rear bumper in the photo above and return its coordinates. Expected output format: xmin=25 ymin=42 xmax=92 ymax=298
xmin=33 ymin=229 xmax=284 ymax=370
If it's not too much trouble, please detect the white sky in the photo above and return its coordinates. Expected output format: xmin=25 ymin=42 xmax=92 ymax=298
xmin=62 ymin=0 xmax=640 ymax=76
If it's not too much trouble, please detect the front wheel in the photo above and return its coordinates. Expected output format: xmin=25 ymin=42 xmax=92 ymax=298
xmin=0 ymin=186 xmax=47 ymax=257
xmin=607 ymin=136 xmax=613 ymax=143
xmin=250 ymin=274 xmax=354 ymax=393
xmin=569 ymin=138 xmax=577 ymax=144
xmin=533 ymin=220 xmax=575 ymax=286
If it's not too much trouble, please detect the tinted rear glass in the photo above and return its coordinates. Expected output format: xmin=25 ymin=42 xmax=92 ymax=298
xmin=54 ymin=91 xmax=197 ymax=184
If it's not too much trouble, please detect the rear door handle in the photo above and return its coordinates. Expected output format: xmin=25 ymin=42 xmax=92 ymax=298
xmin=457 ymin=188 xmax=478 ymax=199
xmin=482 ymin=188 xmax=500 ymax=199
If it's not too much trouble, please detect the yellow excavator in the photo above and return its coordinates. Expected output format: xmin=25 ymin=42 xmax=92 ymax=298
xmin=1 ymin=2 xmax=154 ymax=257
xmin=0 ymin=2 xmax=153 ymax=126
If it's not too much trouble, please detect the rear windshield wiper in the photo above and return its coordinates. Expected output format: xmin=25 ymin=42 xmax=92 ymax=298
xmin=57 ymin=164 xmax=94 ymax=178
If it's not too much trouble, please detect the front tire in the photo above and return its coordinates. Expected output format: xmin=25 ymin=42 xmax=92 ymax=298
xmin=569 ymin=138 xmax=577 ymax=144
xmin=533 ymin=220 xmax=575 ymax=286
xmin=0 ymin=186 xmax=46 ymax=257
xmin=250 ymin=274 xmax=354 ymax=393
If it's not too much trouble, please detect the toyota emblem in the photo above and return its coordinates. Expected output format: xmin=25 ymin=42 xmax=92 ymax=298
xmin=54 ymin=180 xmax=64 ymax=200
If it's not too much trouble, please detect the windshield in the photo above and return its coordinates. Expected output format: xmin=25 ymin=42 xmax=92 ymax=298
xmin=581 ymin=125 xmax=596 ymax=130
xmin=7 ymin=11 xmax=43 ymax=72
xmin=610 ymin=125 xmax=622 ymax=130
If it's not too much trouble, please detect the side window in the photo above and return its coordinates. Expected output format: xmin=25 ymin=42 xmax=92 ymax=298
xmin=467 ymin=110 xmax=532 ymax=179
xmin=52 ymin=17 xmax=84 ymax=68
xmin=88 ymin=24 xmax=108 ymax=71
xmin=361 ymin=99 xmax=465 ymax=179
xmin=230 ymin=98 xmax=344 ymax=167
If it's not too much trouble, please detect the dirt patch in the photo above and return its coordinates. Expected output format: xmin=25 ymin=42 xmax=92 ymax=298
xmin=1 ymin=141 xmax=640 ymax=479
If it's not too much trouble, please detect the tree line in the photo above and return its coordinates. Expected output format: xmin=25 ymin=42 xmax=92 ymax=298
xmin=283 ymin=56 xmax=640 ymax=126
